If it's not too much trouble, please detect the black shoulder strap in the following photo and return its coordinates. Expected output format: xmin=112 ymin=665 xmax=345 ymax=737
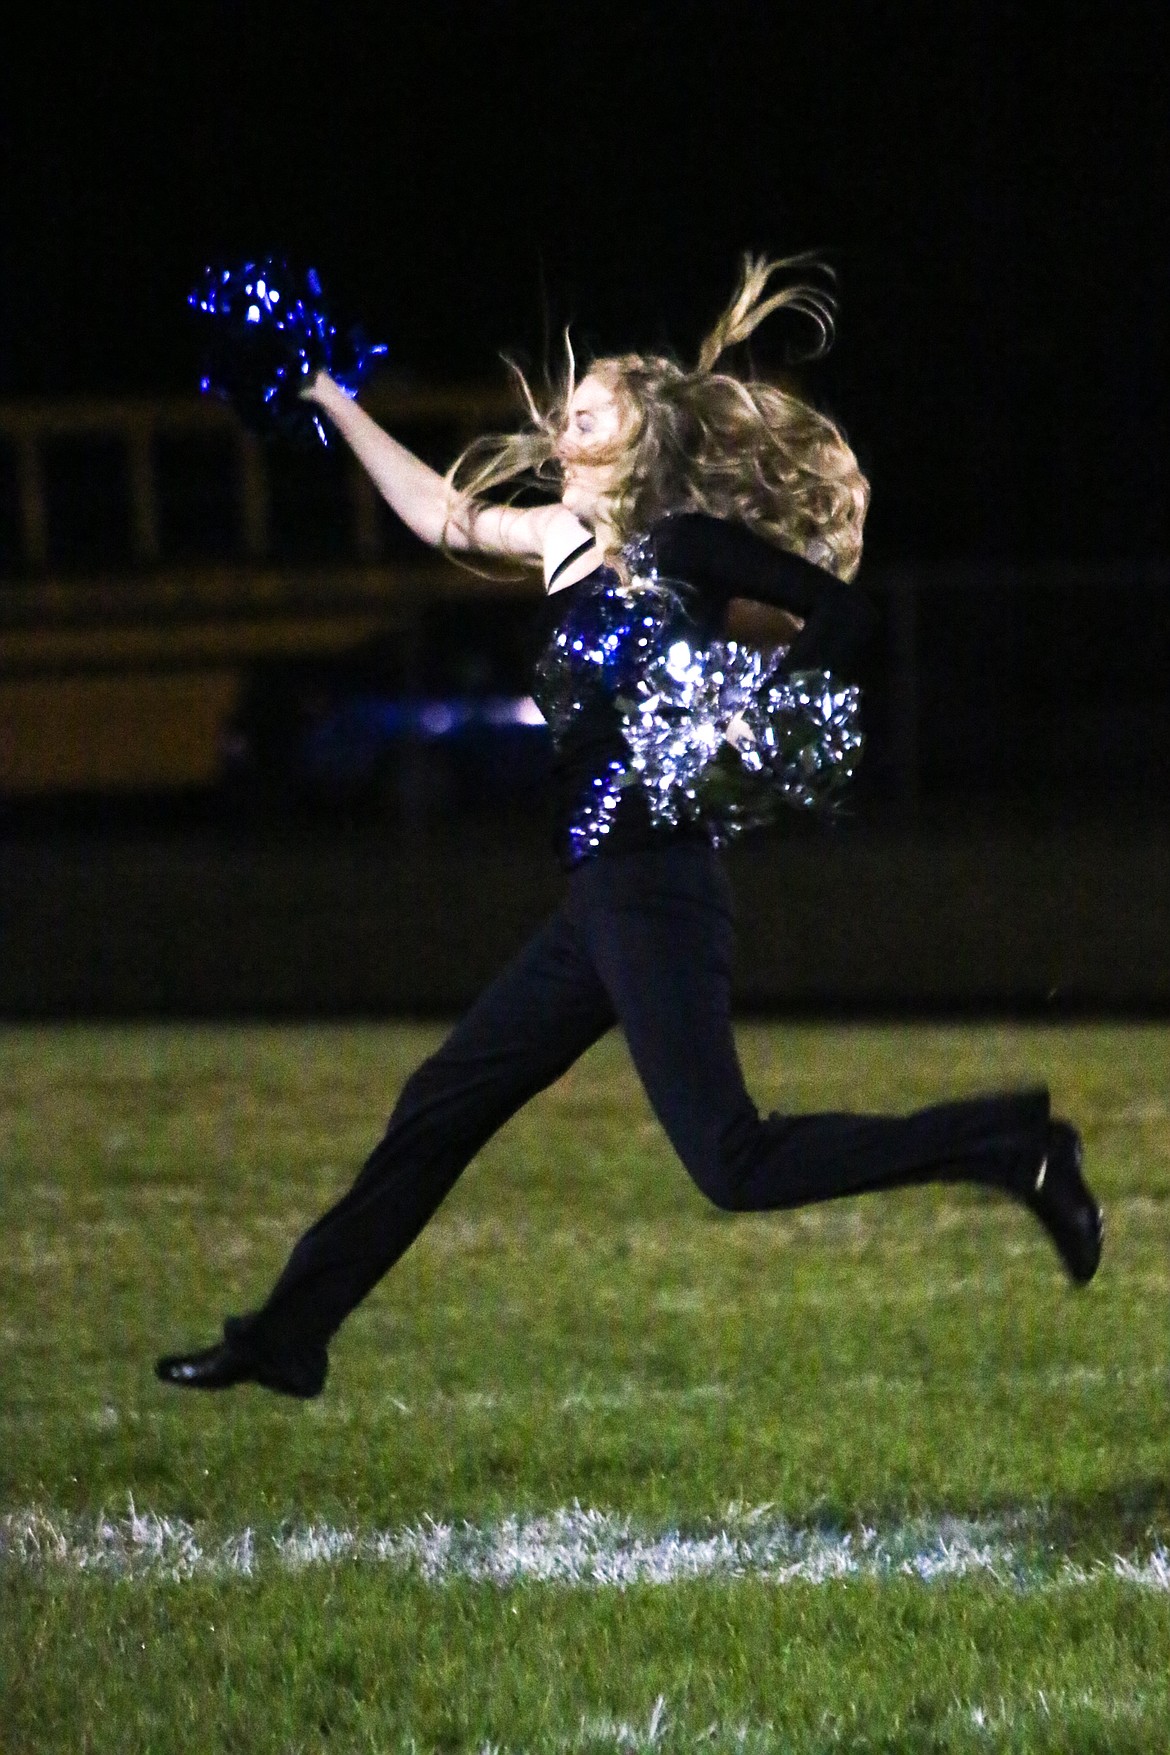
xmin=546 ymin=535 xmax=596 ymax=590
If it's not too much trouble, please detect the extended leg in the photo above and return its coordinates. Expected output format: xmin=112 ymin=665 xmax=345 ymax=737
xmin=579 ymin=845 xmax=1098 ymax=1277
xmin=158 ymin=903 xmax=614 ymax=1392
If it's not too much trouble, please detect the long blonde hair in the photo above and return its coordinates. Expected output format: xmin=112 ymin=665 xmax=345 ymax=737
xmin=448 ymin=255 xmax=869 ymax=581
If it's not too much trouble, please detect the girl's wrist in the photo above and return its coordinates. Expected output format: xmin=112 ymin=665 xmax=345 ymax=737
xmin=299 ymin=367 xmax=331 ymax=405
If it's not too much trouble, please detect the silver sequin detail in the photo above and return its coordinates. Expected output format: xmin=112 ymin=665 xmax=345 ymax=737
xmin=532 ymin=539 xmax=863 ymax=854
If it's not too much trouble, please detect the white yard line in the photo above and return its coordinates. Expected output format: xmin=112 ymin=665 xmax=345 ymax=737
xmin=3 ymin=1503 xmax=1168 ymax=1591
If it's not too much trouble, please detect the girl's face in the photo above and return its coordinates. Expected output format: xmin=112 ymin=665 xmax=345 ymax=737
xmin=555 ymin=373 xmax=631 ymax=521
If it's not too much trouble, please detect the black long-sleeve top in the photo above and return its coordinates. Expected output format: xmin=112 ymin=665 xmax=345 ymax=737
xmin=532 ymin=512 xmax=876 ymax=867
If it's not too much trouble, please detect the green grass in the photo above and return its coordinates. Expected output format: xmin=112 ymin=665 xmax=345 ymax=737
xmin=2 ymin=1022 xmax=1169 ymax=1752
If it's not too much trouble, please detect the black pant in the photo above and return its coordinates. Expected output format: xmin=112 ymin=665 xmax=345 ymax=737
xmin=236 ymin=841 xmax=1048 ymax=1367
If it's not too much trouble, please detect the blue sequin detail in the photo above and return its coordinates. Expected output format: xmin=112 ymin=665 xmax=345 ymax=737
xmin=565 ymin=758 xmax=631 ymax=864
xmin=533 ymin=564 xmax=686 ymax=741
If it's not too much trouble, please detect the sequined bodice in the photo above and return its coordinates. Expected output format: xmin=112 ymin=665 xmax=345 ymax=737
xmin=532 ymin=564 xmax=701 ymax=742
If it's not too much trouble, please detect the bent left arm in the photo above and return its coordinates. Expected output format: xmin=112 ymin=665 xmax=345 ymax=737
xmin=654 ymin=513 xmax=877 ymax=672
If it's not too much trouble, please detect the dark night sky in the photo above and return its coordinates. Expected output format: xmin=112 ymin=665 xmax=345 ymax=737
xmin=4 ymin=0 xmax=1168 ymax=563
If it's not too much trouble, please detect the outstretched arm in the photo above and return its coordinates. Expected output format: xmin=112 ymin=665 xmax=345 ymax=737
xmin=305 ymin=372 xmax=558 ymax=561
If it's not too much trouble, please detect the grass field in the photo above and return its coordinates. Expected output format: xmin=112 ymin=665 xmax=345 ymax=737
xmin=2 ymin=1021 xmax=1168 ymax=1753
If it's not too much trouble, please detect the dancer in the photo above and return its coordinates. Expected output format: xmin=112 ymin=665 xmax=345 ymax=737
xmin=159 ymin=258 xmax=1102 ymax=1398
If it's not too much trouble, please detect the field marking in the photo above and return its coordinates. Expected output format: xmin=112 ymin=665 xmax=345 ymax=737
xmin=4 ymin=1503 xmax=1168 ymax=1592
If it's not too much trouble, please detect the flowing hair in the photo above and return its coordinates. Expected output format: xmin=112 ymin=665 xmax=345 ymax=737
xmin=446 ymin=254 xmax=869 ymax=581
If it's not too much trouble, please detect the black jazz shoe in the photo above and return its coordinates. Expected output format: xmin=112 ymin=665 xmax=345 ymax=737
xmin=156 ymin=1340 xmax=255 ymax=1391
xmin=1027 ymin=1119 xmax=1103 ymax=1285
xmin=155 ymin=1338 xmax=326 ymax=1398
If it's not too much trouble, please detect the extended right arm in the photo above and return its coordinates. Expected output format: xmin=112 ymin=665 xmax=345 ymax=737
xmin=305 ymin=372 xmax=556 ymax=561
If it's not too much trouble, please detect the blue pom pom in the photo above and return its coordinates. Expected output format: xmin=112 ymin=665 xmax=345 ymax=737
xmin=189 ymin=257 xmax=387 ymax=446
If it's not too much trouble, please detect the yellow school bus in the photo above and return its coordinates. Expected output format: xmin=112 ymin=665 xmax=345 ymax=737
xmin=0 ymin=386 xmax=524 ymax=796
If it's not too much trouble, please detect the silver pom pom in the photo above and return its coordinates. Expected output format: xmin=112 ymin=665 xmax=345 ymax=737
xmin=622 ymin=640 xmax=862 ymax=843
xmin=533 ymin=545 xmax=863 ymax=854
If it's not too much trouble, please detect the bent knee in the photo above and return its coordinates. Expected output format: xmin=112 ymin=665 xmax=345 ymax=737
xmin=681 ymin=1119 xmax=760 ymax=1213
xmin=680 ymin=1137 xmax=754 ymax=1207
xmin=696 ymin=1172 xmax=751 ymax=1213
